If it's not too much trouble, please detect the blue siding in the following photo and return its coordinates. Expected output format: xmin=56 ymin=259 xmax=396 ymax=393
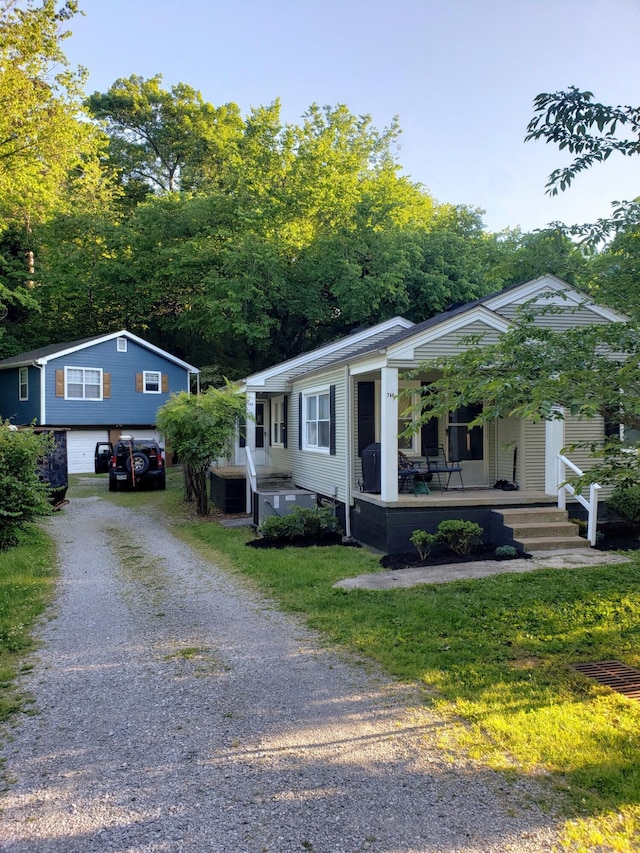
xmin=0 ymin=366 xmax=41 ymax=424
xmin=45 ymin=338 xmax=190 ymax=426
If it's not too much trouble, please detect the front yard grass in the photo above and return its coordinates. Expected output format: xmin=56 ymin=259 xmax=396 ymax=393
xmin=4 ymin=470 xmax=640 ymax=850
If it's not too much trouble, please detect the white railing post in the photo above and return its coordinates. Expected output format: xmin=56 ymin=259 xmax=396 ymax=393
xmin=556 ymin=453 xmax=601 ymax=547
xmin=245 ymin=445 xmax=257 ymax=515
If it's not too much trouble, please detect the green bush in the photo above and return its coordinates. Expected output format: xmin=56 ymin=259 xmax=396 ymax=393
xmin=0 ymin=423 xmax=53 ymax=550
xmin=495 ymin=544 xmax=518 ymax=559
xmin=259 ymin=505 xmax=342 ymax=541
xmin=607 ymin=486 xmax=640 ymax=524
xmin=409 ymin=529 xmax=438 ymax=560
xmin=436 ymin=519 xmax=483 ymax=555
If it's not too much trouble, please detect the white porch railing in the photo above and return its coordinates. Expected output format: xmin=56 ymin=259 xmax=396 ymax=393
xmin=245 ymin=445 xmax=257 ymax=515
xmin=557 ymin=453 xmax=601 ymax=546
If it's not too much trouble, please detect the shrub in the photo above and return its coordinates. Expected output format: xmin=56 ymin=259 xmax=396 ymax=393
xmin=436 ymin=520 xmax=483 ymax=555
xmin=0 ymin=423 xmax=53 ymax=550
xmin=607 ymin=486 xmax=640 ymax=524
xmin=410 ymin=529 xmax=438 ymax=560
xmin=259 ymin=505 xmax=342 ymax=541
xmin=495 ymin=544 xmax=518 ymax=560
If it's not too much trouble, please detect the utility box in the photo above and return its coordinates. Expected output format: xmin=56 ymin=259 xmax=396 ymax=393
xmin=253 ymin=489 xmax=317 ymax=527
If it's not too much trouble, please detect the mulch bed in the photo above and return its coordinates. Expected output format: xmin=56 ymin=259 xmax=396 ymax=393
xmin=594 ymin=521 xmax=640 ymax=552
xmin=246 ymin=532 xmax=356 ymax=550
xmin=380 ymin=544 xmax=531 ymax=571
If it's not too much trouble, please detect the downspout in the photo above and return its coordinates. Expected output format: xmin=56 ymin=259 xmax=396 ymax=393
xmin=37 ymin=363 xmax=45 ymax=425
xmin=343 ymin=365 xmax=352 ymax=539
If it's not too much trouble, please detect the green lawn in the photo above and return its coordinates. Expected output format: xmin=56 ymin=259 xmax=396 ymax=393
xmin=4 ymin=470 xmax=640 ymax=850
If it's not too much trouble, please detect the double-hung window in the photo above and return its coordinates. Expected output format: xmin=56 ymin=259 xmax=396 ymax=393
xmin=271 ymin=396 xmax=285 ymax=446
xmin=65 ymin=367 xmax=103 ymax=400
xmin=304 ymin=390 xmax=330 ymax=451
xmin=18 ymin=367 xmax=28 ymax=401
xmin=143 ymin=371 xmax=161 ymax=393
xmin=397 ymin=382 xmax=420 ymax=454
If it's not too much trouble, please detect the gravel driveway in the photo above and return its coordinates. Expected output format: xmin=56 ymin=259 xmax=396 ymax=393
xmin=0 ymin=495 xmax=562 ymax=852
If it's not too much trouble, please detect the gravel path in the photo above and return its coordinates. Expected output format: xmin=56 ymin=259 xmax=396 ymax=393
xmin=0 ymin=496 xmax=562 ymax=852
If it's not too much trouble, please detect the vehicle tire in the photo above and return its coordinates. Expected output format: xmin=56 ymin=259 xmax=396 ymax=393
xmin=108 ymin=477 xmax=117 ymax=492
xmin=126 ymin=452 xmax=150 ymax=476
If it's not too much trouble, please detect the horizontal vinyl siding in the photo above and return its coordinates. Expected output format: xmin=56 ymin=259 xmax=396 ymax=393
xmin=496 ymin=303 xmax=610 ymax=330
xmin=412 ymin=322 xmax=503 ymax=360
xmin=563 ymin=414 xmax=613 ymax=499
xmin=0 ymin=366 xmax=41 ymax=424
xmin=523 ymin=420 xmax=546 ymax=490
xmin=289 ymin=370 xmax=347 ymax=501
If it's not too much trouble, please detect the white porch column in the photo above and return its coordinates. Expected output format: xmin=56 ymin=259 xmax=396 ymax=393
xmin=245 ymin=391 xmax=257 ymax=462
xmin=380 ymin=366 xmax=399 ymax=501
xmin=545 ymin=408 xmax=565 ymax=495
xmin=245 ymin=391 xmax=257 ymax=514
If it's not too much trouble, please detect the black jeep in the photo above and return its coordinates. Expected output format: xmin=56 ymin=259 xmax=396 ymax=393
xmin=108 ymin=436 xmax=166 ymax=491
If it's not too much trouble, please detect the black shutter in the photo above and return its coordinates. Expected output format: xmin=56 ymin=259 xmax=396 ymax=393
xmin=283 ymin=395 xmax=288 ymax=448
xmin=357 ymin=381 xmax=375 ymax=456
xmin=420 ymin=385 xmax=438 ymax=455
xmin=329 ymin=384 xmax=336 ymax=456
xmin=298 ymin=392 xmax=303 ymax=450
xmin=268 ymin=399 xmax=272 ymax=446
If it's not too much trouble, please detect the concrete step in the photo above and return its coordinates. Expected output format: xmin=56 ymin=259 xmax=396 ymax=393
xmin=517 ymin=536 xmax=591 ymax=552
xmin=504 ymin=522 xmax=581 ymax=539
xmin=498 ymin=507 xmax=571 ymax=525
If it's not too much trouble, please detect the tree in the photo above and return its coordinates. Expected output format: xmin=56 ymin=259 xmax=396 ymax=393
xmin=406 ymin=303 xmax=640 ymax=490
xmin=0 ymin=0 xmax=107 ymax=340
xmin=0 ymin=422 xmax=52 ymax=549
xmin=156 ymin=386 xmax=246 ymax=516
xmin=525 ymin=86 xmax=640 ymax=243
xmin=86 ymin=74 xmax=244 ymax=195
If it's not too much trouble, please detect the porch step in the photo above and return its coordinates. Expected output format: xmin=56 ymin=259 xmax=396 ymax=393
xmin=493 ymin=506 xmax=590 ymax=554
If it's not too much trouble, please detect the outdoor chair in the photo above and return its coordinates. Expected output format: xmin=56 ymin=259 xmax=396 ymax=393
xmin=398 ymin=451 xmax=432 ymax=494
xmin=425 ymin=445 xmax=465 ymax=491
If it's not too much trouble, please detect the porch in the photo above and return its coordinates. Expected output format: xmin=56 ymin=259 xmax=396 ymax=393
xmin=350 ymin=487 xmax=571 ymax=555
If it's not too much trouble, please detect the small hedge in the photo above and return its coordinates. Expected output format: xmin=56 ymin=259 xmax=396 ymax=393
xmin=607 ymin=486 xmax=640 ymax=524
xmin=259 ymin=505 xmax=343 ymax=542
xmin=410 ymin=520 xmax=484 ymax=558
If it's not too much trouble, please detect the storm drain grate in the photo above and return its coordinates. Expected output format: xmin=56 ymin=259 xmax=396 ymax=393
xmin=574 ymin=660 xmax=640 ymax=700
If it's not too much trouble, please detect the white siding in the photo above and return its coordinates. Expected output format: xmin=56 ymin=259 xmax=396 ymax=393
xmin=523 ymin=420 xmax=546 ymax=490
xmin=288 ymin=369 xmax=348 ymax=502
xmin=496 ymin=303 xmax=610 ymax=331
xmin=411 ymin=322 xmax=503 ymax=361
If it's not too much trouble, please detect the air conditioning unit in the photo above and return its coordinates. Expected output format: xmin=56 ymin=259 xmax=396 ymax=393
xmin=253 ymin=489 xmax=317 ymax=527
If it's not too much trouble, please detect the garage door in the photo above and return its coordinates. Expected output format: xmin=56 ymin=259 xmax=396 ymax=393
xmin=67 ymin=430 xmax=110 ymax=474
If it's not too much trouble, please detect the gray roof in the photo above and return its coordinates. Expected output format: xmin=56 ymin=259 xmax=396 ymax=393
xmin=0 ymin=334 xmax=111 ymax=368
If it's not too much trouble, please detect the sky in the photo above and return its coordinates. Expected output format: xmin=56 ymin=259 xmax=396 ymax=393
xmin=62 ymin=0 xmax=640 ymax=234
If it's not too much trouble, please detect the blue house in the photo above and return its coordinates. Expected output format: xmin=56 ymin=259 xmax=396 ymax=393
xmin=0 ymin=330 xmax=199 ymax=472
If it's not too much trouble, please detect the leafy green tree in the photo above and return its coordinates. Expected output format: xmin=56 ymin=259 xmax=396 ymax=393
xmin=86 ymin=74 xmax=244 ymax=194
xmin=525 ymin=86 xmax=640 ymax=243
xmin=0 ymin=423 xmax=52 ymax=549
xmin=406 ymin=303 xmax=640 ymax=490
xmin=156 ymin=386 xmax=246 ymax=516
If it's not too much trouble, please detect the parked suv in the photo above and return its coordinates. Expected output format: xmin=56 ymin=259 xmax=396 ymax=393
xmin=108 ymin=435 xmax=166 ymax=491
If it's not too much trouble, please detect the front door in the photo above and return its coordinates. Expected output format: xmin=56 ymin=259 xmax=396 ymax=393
xmin=253 ymin=401 xmax=267 ymax=466
xmin=448 ymin=404 xmax=486 ymax=486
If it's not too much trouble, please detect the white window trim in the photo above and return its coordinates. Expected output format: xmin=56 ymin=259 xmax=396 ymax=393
xmin=64 ymin=366 xmax=103 ymax=401
xmin=271 ymin=395 xmax=285 ymax=447
xmin=397 ymin=380 xmax=421 ymax=455
xmin=18 ymin=367 xmax=28 ymax=401
xmin=117 ymin=337 xmax=127 ymax=352
xmin=302 ymin=386 xmax=331 ymax=454
xmin=143 ymin=370 xmax=162 ymax=394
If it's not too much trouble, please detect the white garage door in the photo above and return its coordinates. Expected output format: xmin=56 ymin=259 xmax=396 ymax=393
xmin=67 ymin=430 xmax=110 ymax=474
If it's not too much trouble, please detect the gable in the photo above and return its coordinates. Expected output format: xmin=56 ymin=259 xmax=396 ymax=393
xmin=482 ymin=274 xmax=629 ymax=327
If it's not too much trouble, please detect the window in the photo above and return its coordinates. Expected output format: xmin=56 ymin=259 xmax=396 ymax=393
xmin=65 ymin=367 xmax=102 ymax=400
xmin=143 ymin=371 xmax=161 ymax=393
xmin=18 ymin=367 xmax=28 ymax=401
xmin=304 ymin=390 xmax=330 ymax=451
xmin=271 ymin=396 xmax=285 ymax=446
xmin=397 ymin=383 xmax=420 ymax=454
xmin=117 ymin=337 xmax=127 ymax=352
